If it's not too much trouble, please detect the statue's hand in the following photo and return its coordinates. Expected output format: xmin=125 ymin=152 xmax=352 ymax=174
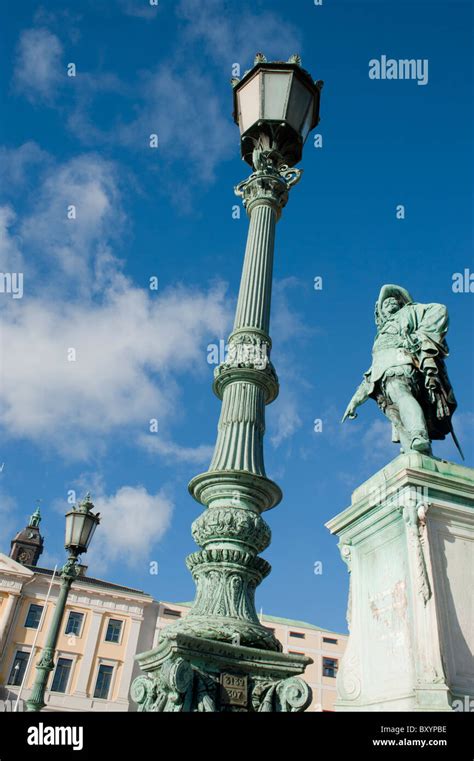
xmin=341 ymin=401 xmax=358 ymax=423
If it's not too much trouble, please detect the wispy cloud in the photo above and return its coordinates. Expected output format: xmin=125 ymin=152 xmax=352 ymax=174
xmin=12 ymin=4 xmax=303 ymax=202
xmin=176 ymin=0 xmax=302 ymax=65
xmin=117 ymin=0 xmax=159 ymax=19
xmin=139 ymin=435 xmax=214 ymax=466
xmin=0 ymin=145 xmax=232 ymax=460
xmin=268 ymin=278 xmax=319 ymax=449
xmin=0 ymin=281 xmax=230 ymax=459
xmin=13 ymin=28 xmax=63 ymax=104
xmin=18 ymin=153 xmax=125 ymax=291
xmin=0 ymin=142 xmax=50 ymax=192
xmin=85 ymin=485 xmax=173 ymax=572
xmin=116 ymin=64 xmax=234 ymax=190
xmin=0 ymin=205 xmax=24 ymax=272
xmin=0 ymin=486 xmax=18 ymax=548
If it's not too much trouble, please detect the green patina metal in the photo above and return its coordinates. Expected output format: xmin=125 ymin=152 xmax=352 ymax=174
xmin=342 ymin=284 xmax=461 ymax=458
xmin=132 ymin=55 xmax=322 ymax=712
xmin=28 ymin=506 xmax=42 ymax=528
xmin=25 ymin=555 xmax=81 ymax=712
xmin=25 ymin=494 xmax=99 ymax=712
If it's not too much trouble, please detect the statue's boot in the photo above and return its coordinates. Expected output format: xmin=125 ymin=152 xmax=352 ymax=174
xmin=411 ymin=433 xmax=432 ymax=455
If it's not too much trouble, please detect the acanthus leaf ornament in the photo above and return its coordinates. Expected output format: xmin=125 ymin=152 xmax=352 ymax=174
xmin=133 ymin=54 xmax=321 ymax=712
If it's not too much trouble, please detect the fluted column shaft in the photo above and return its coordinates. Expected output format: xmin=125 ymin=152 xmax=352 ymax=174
xmin=234 ymin=202 xmax=276 ymax=334
xmin=171 ymin=157 xmax=303 ymax=651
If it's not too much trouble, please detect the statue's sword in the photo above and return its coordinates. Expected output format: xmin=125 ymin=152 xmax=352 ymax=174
xmin=449 ymin=423 xmax=465 ymax=461
xmin=413 ymin=354 xmax=465 ymax=461
xmin=432 ymin=382 xmax=465 ymax=460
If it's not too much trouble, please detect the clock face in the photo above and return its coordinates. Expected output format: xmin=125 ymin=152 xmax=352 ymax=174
xmin=28 ymin=532 xmax=35 ymax=539
xmin=18 ymin=550 xmax=30 ymax=563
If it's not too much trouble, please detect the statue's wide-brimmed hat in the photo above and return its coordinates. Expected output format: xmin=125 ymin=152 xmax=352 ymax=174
xmin=375 ymin=284 xmax=414 ymax=326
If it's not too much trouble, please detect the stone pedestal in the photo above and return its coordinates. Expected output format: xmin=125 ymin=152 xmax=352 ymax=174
xmin=131 ymin=631 xmax=312 ymax=712
xmin=326 ymin=453 xmax=474 ymax=711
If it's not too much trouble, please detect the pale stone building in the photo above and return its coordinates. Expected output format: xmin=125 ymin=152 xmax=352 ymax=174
xmin=0 ymin=513 xmax=346 ymax=712
xmin=0 ymin=553 xmax=155 ymax=712
xmin=152 ymin=602 xmax=347 ymax=712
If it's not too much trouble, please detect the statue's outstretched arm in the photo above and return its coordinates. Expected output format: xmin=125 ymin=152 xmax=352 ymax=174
xmin=341 ymin=378 xmax=371 ymax=423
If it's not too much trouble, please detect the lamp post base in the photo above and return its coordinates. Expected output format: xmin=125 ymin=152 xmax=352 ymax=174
xmin=132 ymin=631 xmax=312 ymax=712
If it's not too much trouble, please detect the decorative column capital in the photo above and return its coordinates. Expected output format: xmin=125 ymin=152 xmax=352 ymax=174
xmin=60 ymin=554 xmax=81 ymax=582
xmin=235 ymin=155 xmax=302 ymax=220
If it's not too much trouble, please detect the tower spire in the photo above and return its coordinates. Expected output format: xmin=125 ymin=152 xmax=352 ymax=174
xmin=10 ymin=502 xmax=44 ymax=566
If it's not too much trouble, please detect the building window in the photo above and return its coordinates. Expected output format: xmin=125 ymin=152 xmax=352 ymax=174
xmin=289 ymin=631 xmax=305 ymax=639
xmin=7 ymin=651 xmax=30 ymax=686
xmin=50 ymin=658 xmax=72 ymax=693
xmin=24 ymin=604 xmax=43 ymax=629
xmin=163 ymin=608 xmax=181 ymax=618
xmin=323 ymin=637 xmax=338 ymax=645
xmin=323 ymin=657 xmax=338 ymax=678
xmin=105 ymin=619 xmax=123 ymax=643
xmin=93 ymin=664 xmax=114 ymax=700
xmin=65 ymin=612 xmax=84 ymax=637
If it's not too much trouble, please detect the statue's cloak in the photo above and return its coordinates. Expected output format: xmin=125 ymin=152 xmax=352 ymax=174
xmin=363 ymin=285 xmax=457 ymax=441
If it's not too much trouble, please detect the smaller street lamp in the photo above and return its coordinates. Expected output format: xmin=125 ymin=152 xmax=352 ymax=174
xmin=25 ymin=494 xmax=100 ymax=712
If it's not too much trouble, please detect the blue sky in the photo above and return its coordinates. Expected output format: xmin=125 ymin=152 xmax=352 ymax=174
xmin=0 ymin=0 xmax=472 ymax=635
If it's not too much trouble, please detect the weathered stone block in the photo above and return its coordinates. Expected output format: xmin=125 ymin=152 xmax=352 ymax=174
xmin=326 ymin=453 xmax=474 ymax=711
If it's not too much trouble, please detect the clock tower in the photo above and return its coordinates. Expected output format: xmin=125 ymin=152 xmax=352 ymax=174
xmin=10 ymin=506 xmax=44 ymax=567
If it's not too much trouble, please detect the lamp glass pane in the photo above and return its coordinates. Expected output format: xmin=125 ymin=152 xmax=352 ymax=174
xmin=65 ymin=510 xmax=97 ymax=551
xmin=286 ymin=76 xmax=313 ymax=135
xmin=237 ymin=73 xmax=261 ymax=133
xmin=262 ymin=71 xmax=292 ymax=121
xmin=65 ymin=512 xmax=82 ymax=547
xmin=79 ymin=514 xmax=97 ymax=550
xmin=64 ymin=514 xmax=72 ymax=547
xmin=300 ymin=100 xmax=314 ymax=142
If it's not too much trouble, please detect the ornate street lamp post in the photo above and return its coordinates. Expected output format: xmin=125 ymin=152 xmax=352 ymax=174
xmin=25 ymin=494 xmax=100 ymax=712
xmin=133 ymin=54 xmax=323 ymax=713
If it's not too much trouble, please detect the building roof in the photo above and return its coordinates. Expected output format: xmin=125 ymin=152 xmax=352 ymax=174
xmin=260 ymin=613 xmax=346 ymax=636
xmin=165 ymin=601 xmax=348 ymax=637
xmin=27 ymin=566 xmax=151 ymax=598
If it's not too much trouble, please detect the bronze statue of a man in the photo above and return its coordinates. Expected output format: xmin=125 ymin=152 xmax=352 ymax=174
xmin=342 ymin=284 xmax=462 ymax=458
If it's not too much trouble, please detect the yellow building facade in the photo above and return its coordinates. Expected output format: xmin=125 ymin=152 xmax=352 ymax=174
xmin=152 ymin=602 xmax=347 ymax=712
xmin=0 ymin=553 xmax=155 ymax=711
xmin=0 ymin=553 xmax=346 ymax=712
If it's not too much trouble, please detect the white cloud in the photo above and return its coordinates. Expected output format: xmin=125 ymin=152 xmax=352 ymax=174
xmin=176 ymin=0 xmax=302 ymax=65
xmin=0 ymin=205 xmax=24 ymax=272
xmin=361 ymin=418 xmax=397 ymax=462
xmin=139 ymin=435 xmax=214 ymax=466
xmin=0 ymin=142 xmax=49 ymax=191
xmin=0 ymin=487 xmax=18 ymax=548
xmin=117 ymin=0 xmax=158 ymax=19
xmin=117 ymin=65 xmax=234 ymax=189
xmin=85 ymin=485 xmax=173 ymax=572
xmin=117 ymin=2 xmax=302 ymax=188
xmin=0 ymin=147 xmax=232 ymax=461
xmin=0 ymin=282 xmax=230 ymax=459
xmin=13 ymin=28 xmax=63 ymax=103
xmin=269 ymin=391 xmax=302 ymax=448
xmin=19 ymin=153 xmax=125 ymax=290
xmin=267 ymin=278 xmax=317 ymax=448
xmin=69 ymin=2 xmax=302 ymax=196
xmin=12 ymin=7 xmax=302 ymax=201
